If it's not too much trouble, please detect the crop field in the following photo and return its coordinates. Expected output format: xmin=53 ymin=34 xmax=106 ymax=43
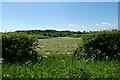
xmin=37 ymin=37 xmax=82 ymax=54
xmin=2 ymin=37 xmax=120 ymax=78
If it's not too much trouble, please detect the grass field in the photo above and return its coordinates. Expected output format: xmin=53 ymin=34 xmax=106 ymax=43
xmin=2 ymin=37 xmax=120 ymax=78
xmin=37 ymin=37 xmax=81 ymax=54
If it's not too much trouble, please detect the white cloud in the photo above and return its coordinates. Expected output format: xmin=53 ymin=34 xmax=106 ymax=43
xmin=96 ymin=22 xmax=115 ymax=26
xmin=89 ymin=28 xmax=92 ymax=31
xmin=68 ymin=24 xmax=77 ymax=30
xmin=107 ymin=23 xmax=114 ymax=26
xmin=96 ymin=24 xmax=99 ymax=26
xmin=68 ymin=24 xmax=76 ymax=27
xmin=101 ymin=22 xmax=107 ymax=25
xmin=67 ymin=24 xmax=90 ymax=31
xmin=95 ymin=22 xmax=117 ymax=31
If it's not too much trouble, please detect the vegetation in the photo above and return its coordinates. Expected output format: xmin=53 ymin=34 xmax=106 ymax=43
xmin=2 ymin=32 xmax=38 ymax=63
xmin=2 ymin=29 xmax=120 ymax=79
xmin=37 ymin=37 xmax=81 ymax=54
xmin=2 ymin=55 xmax=119 ymax=78
xmin=29 ymin=34 xmax=49 ymax=39
xmin=75 ymin=30 xmax=120 ymax=60
xmin=0 ymin=34 xmax=2 ymax=38
xmin=16 ymin=29 xmax=85 ymax=38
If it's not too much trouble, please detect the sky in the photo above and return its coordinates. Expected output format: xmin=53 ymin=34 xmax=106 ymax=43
xmin=2 ymin=2 xmax=118 ymax=32
xmin=1 ymin=0 xmax=120 ymax=2
xmin=118 ymin=2 xmax=120 ymax=29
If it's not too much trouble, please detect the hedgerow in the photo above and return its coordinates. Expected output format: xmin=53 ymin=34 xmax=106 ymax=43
xmin=2 ymin=32 xmax=38 ymax=63
xmin=74 ymin=30 xmax=120 ymax=60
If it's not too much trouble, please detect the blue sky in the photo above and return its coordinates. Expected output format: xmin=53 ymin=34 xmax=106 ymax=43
xmin=2 ymin=2 xmax=118 ymax=32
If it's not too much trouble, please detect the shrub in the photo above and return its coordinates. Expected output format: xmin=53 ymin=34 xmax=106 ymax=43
xmin=2 ymin=32 xmax=38 ymax=63
xmin=75 ymin=30 xmax=120 ymax=60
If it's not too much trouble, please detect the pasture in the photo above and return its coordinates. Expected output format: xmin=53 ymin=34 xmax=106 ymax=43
xmin=37 ymin=37 xmax=81 ymax=54
xmin=2 ymin=37 xmax=120 ymax=78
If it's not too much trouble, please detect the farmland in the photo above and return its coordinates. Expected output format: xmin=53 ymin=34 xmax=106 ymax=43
xmin=2 ymin=36 xmax=120 ymax=79
xmin=37 ymin=37 xmax=81 ymax=54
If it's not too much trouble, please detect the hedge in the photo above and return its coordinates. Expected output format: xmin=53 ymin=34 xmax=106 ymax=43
xmin=2 ymin=32 xmax=38 ymax=63
xmin=74 ymin=30 xmax=120 ymax=60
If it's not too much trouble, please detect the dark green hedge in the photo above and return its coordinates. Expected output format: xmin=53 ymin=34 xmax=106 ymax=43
xmin=74 ymin=30 xmax=120 ymax=60
xmin=2 ymin=32 xmax=38 ymax=63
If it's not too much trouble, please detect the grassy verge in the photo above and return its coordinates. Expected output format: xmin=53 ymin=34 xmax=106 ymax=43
xmin=2 ymin=54 xmax=120 ymax=78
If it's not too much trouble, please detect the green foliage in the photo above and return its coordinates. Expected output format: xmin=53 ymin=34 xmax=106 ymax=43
xmin=2 ymin=37 xmax=119 ymax=78
xmin=16 ymin=30 xmax=82 ymax=38
xmin=2 ymin=54 xmax=119 ymax=78
xmin=0 ymin=34 xmax=2 ymax=38
xmin=2 ymin=32 xmax=38 ymax=63
xmin=29 ymin=34 xmax=49 ymax=39
xmin=75 ymin=30 xmax=120 ymax=60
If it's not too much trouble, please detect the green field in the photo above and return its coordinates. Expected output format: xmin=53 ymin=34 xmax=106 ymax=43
xmin=37 ymin=37 xmax=81 ymax=54
xmin=2 ymin=37 xmax=120 ymax=78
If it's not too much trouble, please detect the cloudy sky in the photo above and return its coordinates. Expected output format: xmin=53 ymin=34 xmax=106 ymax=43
xmin=2 ymin=2 xmax=118 ymax=32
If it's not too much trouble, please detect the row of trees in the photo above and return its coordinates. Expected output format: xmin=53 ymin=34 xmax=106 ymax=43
xmin=15 ymin=30 xmax=88 ymax=37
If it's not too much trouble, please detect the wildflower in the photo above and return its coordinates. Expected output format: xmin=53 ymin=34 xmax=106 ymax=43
xmin=0 ymin=58 xmax=4 ymax=63
xmin=25 ymin=60 xmax=32 ymax=64
xmin=105 ymin=56 xmax=108 ymax=60
xmin=117 ymin=53 xmax=120 ymax=56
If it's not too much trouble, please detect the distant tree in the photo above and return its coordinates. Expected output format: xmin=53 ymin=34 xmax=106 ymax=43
xmin=48 ymin=33 xmax=52 ymax=37
xmin=78 ymin=31 xmax=82 ymax=34
xmin=43 ymin=33 xmax=47 ymax=36
xmin=83 ymin=31 xmax=86 ymax=33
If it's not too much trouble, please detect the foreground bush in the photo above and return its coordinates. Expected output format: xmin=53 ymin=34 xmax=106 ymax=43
xmin=75 ymin=30 xmax=120 ymax=60
xmin=2 ymin=32 xmax=38 ymax=63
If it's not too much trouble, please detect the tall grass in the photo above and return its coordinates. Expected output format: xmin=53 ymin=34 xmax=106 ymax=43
xmin=2 ymin=54 xmax=120 ymax=78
